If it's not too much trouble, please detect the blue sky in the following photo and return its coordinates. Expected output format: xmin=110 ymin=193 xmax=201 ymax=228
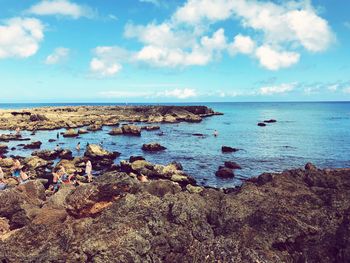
xmin=0 ymin=0 xmax=349 ymax=102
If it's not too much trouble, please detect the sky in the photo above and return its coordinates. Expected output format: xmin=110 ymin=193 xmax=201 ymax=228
xmin=0 ymin=0 xmax=349 ymax=103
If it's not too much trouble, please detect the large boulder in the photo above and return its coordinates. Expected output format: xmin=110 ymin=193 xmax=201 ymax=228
xmin=121 ymin=125 xmax=141 ymax=136
xmin=142 ymin=143 xmax=167 ymax=152
xmin=84 ymin=144 xmax=120 ymax=170
xmin=23 ymin=141 xmax=42 ymax=150
xmin=215 ymin=167 xmax=235 ymax=178
xmin=63 ymin=129 xmax=79 ymax=138
xmin=23 ymin=156 xmax=53 ymax=178
xmin=221 ymin=146 xmax=239 ymax=153
xmin=108 ymin=128 xmax=123 ymax=135
xmin=29 ymin=114 xmax=48 ymax=122
xmin=32 ymin=150 xmax=60 ymax=160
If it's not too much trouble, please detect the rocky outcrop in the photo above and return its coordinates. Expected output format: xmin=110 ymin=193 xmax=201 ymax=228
xmin=0 ymin=144 xmax=8 ymax=155
xmin=141 ymin=125 xmax=160 ymax=131
xmin=224 ymin=161 xmax=242 ymax=169
xmin=32 ymin=150 xmax=60 ymax=160
xmin=121 ymin=124 xmax=141 ymax=136
xmin=0 ymin=134 xmax=30 ymax=142
xmin=108 ymin=127 xmax=123 ymax=135
xmin=215 ymin=167 xmax=235 ymax=178
xmin=221 ymin=146 xmax=239 ymax=153
xmin=84 ymin=144 xmax=120 ymax=170
xmin=63 ymin=129 xmax=79 ymax=138
xmin=0 ymin=106 xmax=221 ymax=131
xmin=0 ymin=165 xmax=349 ymax=262
xmin=142 ymin=143 xmax=167 ymax=152
xmin=23 ymin=141 xmax=42 ymax=149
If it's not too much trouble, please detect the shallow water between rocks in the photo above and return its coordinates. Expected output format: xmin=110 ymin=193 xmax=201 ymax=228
xmin=1 ymin=102 xmax=350 ymax=188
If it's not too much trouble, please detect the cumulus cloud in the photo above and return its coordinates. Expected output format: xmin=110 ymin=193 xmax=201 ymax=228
xmin=91 ymin=0 xmax=334 ymax=73
xmin=0 ymin=17 xmax=44 ymax=59
xmin=228 ymin=34 xmax=255 ymax=55
xmin=259 ymin=83 xmax=296 ymax=95
xmin=255 ymin=45 xmax=300 ymax=70
xmin=45 ymin=47 xmax=70 ymax=64
xmin=27 ymin=0 xmax=94 ymax=19
xmin=157 ymin=88 xmax=197 ymax=99
xmin=90 ymin=46 xmax=129 ymax=76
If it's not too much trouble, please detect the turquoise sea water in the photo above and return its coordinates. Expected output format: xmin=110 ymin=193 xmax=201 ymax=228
xmin=1 ymin=102 xmax=350 ymax=188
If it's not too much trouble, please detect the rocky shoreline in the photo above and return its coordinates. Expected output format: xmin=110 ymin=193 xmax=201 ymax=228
xmin=0 ymin=105 xmax=222 ymax=131
xmin=0 ymin=162 xmax=349 ymax=262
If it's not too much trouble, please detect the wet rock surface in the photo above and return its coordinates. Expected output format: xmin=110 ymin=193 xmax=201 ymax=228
xmin=142 ymin=143 xmax=167 ymax=152
xmin=0 ymin=106 xmax=220 ymax=131
xmin=0 ymin=165 xmax=349 ymax=262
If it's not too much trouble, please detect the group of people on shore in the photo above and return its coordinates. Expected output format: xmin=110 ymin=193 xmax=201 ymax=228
xmin=0 ymin=158 xmax=94 ymax=192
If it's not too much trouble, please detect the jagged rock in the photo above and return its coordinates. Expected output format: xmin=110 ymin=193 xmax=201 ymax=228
xmin=84 ymin=144 xmax=120 ymax=170
xmin=142 ymin=143 xmax=167 ymax=152
xmin=32 ymin=150 xmax=60 ymax=160
xmin=87 ymin=124 xmax=102 ymax=131
xmin=56 ymin=158 xmax=86 ymax=176
xmin=141 ymin=125 xmax=160 ymax=131
xmin=29 ymin=114 xmax=48 ymax=122
xmin=129 ymin=156 xmax=145 ymax=163
xmin=0 ymin=167 xmax=350 ymax=262
xmin=108 ymin=128 xmax=123 ymax=135
xmin=224 ymin=161 xmax=242 ymax=169
xmin=121 ymin=125 xmax=141 ymax=136
xmin=63 ymin=129 xmax=79 ymax=138
xmin=23 ymin=141 xmax=42 ymax=150
xmin=215 ymin=167 xmax=235 ymax=178
xmin=23 ymin=156 xmax=53 ymax=178
xmin=222 ymin=146 xmax=239 ymax=153
xmin=59 ymin=149 xmax=73 ymax=160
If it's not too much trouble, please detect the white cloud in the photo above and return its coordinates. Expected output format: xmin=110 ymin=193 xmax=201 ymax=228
xmin=91 ymin=0 xmax=334 ymax=73
xmin=27 ymin=0 xmax=93 ymax=19
xmin=89 ymin=46 xmax=129 ymax=76
xmin=228 ymin=34 xmax=255 ymax=55
xmin=343 ymin=87 xmax=350 ymax=94
xmin=327 ymin=84 xmax=338 ymax=92
xmin=259 ymin=83 xmax=296 ymax=95
xmin=157 ymin=88 xmax=197 ymax=99
xmin=255 ymin=45 xmax=300 ymax=70
xmin=99 ymin=88 xmax=197 ymax=99
xmin=45 ymin=47 xmax=70 ymax=64
xmin=0 ymin=17 xmax=44 ymax=59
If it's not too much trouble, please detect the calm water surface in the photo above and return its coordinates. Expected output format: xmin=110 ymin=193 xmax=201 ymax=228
xmin=1 ymin=102 xmax=349 ymax=188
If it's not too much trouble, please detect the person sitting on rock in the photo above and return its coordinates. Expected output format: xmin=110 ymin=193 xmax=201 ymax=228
xmin=11 ymin=159 xmax=22 ymax=183
xmin=0 ymin=166 xmax=6 ymax=190
xmin=85 ymin=160 xmax=93 ymax=183
xmin=52 ymin=167 xmax=73 ymax=192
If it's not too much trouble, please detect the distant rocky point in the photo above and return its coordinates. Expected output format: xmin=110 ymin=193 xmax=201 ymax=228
xmin=0 ymin=106 xmax=222 ymax=131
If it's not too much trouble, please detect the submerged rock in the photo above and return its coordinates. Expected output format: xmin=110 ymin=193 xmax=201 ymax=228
xmin=215 ymin=167 xmax=235 ymax=178
xmin=224 ymin=161 xmax=242 ymax=170
xmin=23 ymin=141 xmax=42 ymax=150
xmin=264 ymin=119 xmax=277 ymax=123
xmin=142 ymin=143 xmax=167 ymax=152
xmin=221 ymin=146 xmax=239 ymax=153
xmin=141 ymin=125 xmax=160 ymax=131
xmin=258 ymin=122 xmax=267 ymax=127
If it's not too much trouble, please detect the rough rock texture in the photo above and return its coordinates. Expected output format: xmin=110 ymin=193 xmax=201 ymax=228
xmin=142 ymin=143 xmax=167 ymax=152
xmin=0 ymin=165 xmax=349 ymax=262
xmin=23 ymin=141 xmax=42 ymax=150
xmin=0 ymin=106 xmax=221 ymax=131
xmin=84 ymin=144 xmax=120 ymax=170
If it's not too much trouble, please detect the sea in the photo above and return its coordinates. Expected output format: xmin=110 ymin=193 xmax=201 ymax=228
xmin=1 ymin=102 xmax=349 ymax=188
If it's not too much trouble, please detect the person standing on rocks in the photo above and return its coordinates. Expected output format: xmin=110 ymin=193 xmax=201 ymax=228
xmin=57 ymin=132 xmax=59 ymax=139
xmin=0 ymin=166 xmax=6 ymax=190
xmin=85 ymin=160 xmax=93 ymax=182
xmin=76 ymin=142 xmax=81 ymax=152
xmin=15 ymin=127 xmax=21 ymax=137
xmin=19 ymin=169 xmax=29 ymax=184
